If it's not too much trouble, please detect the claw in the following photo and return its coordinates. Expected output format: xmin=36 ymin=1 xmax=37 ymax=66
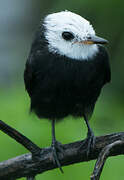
xmin=80 ymin=114 xmax=96 ymax=157
xmin=79 ymin=130 xmax=96 ymax=157
xmin=51 ymin=141 xmax=64 ymax=173
xmin=86 ymin=131 xmax=96 ymax=156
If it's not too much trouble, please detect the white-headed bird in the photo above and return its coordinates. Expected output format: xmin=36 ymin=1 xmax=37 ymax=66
xmin=24 ymin=11 xmax=111 ymax=172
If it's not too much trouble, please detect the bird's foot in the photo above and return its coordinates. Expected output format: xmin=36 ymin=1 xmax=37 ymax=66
xmin=86 ymin=130 xmax=96 ymax=156
xmin=51 ymin=140 xmax=64 ymax=173
xmin=79 ymin=130 xmax=96 ymax=157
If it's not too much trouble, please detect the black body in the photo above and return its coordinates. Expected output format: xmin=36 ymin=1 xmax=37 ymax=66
xmin=24 ymin=25 xmax=111 ymax=121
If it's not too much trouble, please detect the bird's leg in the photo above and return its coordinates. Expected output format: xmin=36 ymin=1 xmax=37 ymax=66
xmin=51 ymin=119 xmax=64 ymax=173
xmin=84 ymin=115 xmax=96 ymax=155
xmin=80 ymin=114 xmax=96 ymax=157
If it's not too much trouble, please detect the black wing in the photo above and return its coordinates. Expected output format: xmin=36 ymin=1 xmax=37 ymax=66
xmin=98 ymin=45 xmax=111 ymax=84
xmin=103 ymin=48 xmax=111 ymax=84
xmin=24 ymin=55 xmax=35 ymax=97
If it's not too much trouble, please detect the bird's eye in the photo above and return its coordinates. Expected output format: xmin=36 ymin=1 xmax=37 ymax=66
xmin=62 ymin=32 xmax=74 ymax=41
xmin=87 ymin=36 xmax=91 ymax=40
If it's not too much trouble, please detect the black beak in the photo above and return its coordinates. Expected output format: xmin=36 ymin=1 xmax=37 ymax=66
xmin=88 ymin=35 xmax=108 ymax=45
xmin=76 ymin=35 xmax=109 ymax=45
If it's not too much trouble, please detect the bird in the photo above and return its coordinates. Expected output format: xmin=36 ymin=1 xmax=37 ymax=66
xmin=24 ymin=10 xmax=111 ymax=172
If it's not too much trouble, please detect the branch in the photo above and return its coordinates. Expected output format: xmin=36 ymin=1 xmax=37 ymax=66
xmin=91 ymin=140 xmax=124 ymax=180
xmin=0 ymin=120 xmax=124 ymax=180
xmin=0 ymin=120 xmax=41 ymax=156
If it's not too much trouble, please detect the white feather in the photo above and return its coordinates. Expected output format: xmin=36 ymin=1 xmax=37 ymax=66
xmin=44 ymin=11 xmax=98 ymax=60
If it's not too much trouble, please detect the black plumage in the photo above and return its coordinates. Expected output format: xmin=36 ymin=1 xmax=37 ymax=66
xmin=24 ymin=13 xmax=111 ymax=172
xmin=24 ymin=26 xmax=110 ymax=120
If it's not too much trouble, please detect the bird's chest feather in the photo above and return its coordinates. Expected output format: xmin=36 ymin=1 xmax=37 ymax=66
xmin=28 ymin=48 xmax=110 ymax=119
xmin=34 ymin=56 xmax=105 ymax=104
xmin=57 ymin=59 xmax=104 ymax=100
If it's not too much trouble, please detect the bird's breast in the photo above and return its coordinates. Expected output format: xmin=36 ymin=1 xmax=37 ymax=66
xmin=30 ymin=56 xmax=105 ymax=119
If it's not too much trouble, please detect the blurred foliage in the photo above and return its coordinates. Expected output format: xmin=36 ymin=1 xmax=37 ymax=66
xmin=0 ymin=0 xmax=124 ymax=179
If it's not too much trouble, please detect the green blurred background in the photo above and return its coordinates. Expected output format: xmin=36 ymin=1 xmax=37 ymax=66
xmin=0 ymin=0 xmax=124 ymax=179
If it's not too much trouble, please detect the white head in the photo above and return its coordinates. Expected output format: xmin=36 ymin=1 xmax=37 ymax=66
xmin=43 ymin=11 xmax=108 ymax=61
